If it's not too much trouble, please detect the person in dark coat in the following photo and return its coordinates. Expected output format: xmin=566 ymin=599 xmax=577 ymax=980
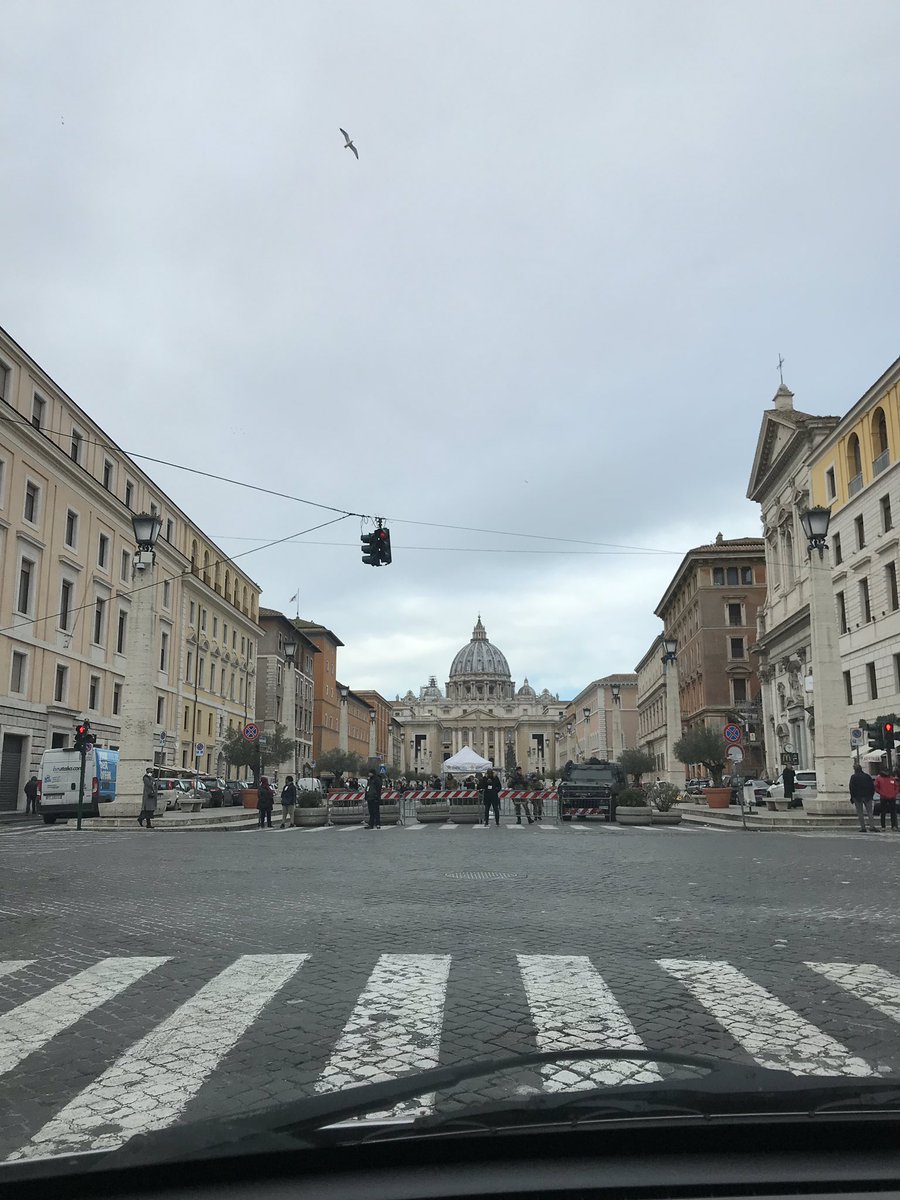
xmin=364 ymin=769 xmax=382 ymax=829
xmin=139 ymin=768 xmax=158 ymax=829
xmin=257 ymin=776 xmax=275 ymax=829
xmin=23 ymin=775 xmax=39 ymax=815
xmin=782 ymin=765 xmax=797 ymax=808
xmin=280 ymin=776 xmax=297 ymax=829
xmin=849 ymin=765 xmax=876 ymax=832
xmin=482 ymin=768 xmax=501 ymax=827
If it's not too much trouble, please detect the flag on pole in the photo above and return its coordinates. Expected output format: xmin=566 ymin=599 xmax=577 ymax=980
xmin=289 ymin=591 xmax=299 ymax=604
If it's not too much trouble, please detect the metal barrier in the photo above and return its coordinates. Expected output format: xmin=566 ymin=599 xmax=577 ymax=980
xmin=327 ymin=788 xmax=560 ymax=825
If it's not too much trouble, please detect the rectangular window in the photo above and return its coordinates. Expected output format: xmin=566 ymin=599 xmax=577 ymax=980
xmin=223 ymin=622 xmax=228 ymax=643
xmin=70 ymin=429 xmax=82 ymax=462
xmin=186 ymin=650 xmax=194 ymax=683
xmin=88 ymin=675 xmax=100 ymax=710
xmin=230 ymin=672 xmax=235 ymax=700
xmin=124 ymin=480 xmax=134 ymax=510
xmin=0 ymin=361 xmax=9 ymax=401
xmin=189 ymin=601 xmax=196 ymax=625
xmin=867 ymin=661 xmax=878 ymax=700
xmin=731 ymin=677 xmax=747 ymax=703
xmin=10 ymin=651 xmax=26 ymax=694
xmin=887 ymin=562 xmax=899 ymax=612
xmin=59 ymin=579 xmax=73 ymax=630
xmin=727 ymin=603 xmax=742 ymax=626
xmin=729 ymin=636 xmax=745 ymax=659
xmin=159 ymin=630 xmax=169 ymax=672
xmin=726 ymin=567 xmax=739 ymax=585
xmin=833 ymin=532 xmax=842 ymax=565
xmin=895 ymin=653 xmax=900 ymax=693
xmin=844 ymin=670 xmax=853 ymax=706
xmin=184 ymin=705 xmax=190 ymax=731
xmin=156 ymin=696 xmax=165 ymax=725
xmin=32 ymin=394 xmax=45 ymax=429
xmin=836 ymin=590 xmax=847 ymax=634
xmin=860 ymin=577 xmax=872 ymax=623
xmin=102 ymin=459 xmax=113 ymax=490
xmin=113 ymin=682 xmax=122 ymax=715
xmin=162 ymin=580 xmax=171 ymax=608
xmin=209 ymin=663 xmax=216 ymax=691
xmin=826 ymin=467 xmax=836 ymax=499
xmin=741 ymin=567 xmax=753 ymax=584
xmin=121 ymin=548 xmax=130 ymax=581
xmin=208 ymin=712 xmax=213 ymax=736
xmin=248 ymin=641 xmax=254 ymax=660
xmin=150 ymin=502 xmax=159 ymax=517
xmin=232 ymin=630 xmax=237 ymax=649
xmin=54 ymin=663 xmax=68 ymax=703
xmin=64 ymin=509 xmax=77 ymax=548
xmin=882 ymin=495 xmax=893 ymax=532
xmin=201 ymin=608 xmax=207 ymax=631
xmin=98 ymin=532 xmax=109 ymax=568
xmin=212 ymin=616 xmax=218 ymax=638
xmin=165 ymin=518 xmax=174 ymax=542
xmin=24 ymin=481 xmax=39 ymax=523
xmin=17 ymin=557 xmax=34 ymax=614
xmin=93 ymin=598 xmax=106 ymax=644
xmin=712 ymin=567 xmax=724 ymax=586
xmin=198 ymin=658 xmax=205 ymax=688
xmin=856 ymin=515 xmax=866 ymax=550
xmin=116 ymin=609 xmax=127 ymax=653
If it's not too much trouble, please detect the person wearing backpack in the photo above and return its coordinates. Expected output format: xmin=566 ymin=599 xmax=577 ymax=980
xmin=874 ymin=766 xmax=899 ymax=831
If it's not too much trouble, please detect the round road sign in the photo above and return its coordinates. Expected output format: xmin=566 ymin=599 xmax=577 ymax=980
xmin=850 ymin=727 xmax=864 ymax=744
xmin=242 ymin=723 xmax=259 ymax=742
xmin=723 ymin=723 xmax=742 ymax=744
xmin=727 ymin=745 xmax=744 ymax=763
xmin=195 ymin=742 xmax=205 ymax=756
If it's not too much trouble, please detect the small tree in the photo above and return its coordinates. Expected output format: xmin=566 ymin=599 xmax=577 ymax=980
xmin=674 ymin=727 xmax=728 ymax=787
xmin=221 ymin=723 xmax=296 ymax=785
xmin=617 ymin=747 xmax=657 ymax=786
xmin=317 ymin=748 xmax=365 ymax=779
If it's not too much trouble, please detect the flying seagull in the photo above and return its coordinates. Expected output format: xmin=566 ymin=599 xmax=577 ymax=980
xmin=340 ymin=128 xmax=359 ymax=159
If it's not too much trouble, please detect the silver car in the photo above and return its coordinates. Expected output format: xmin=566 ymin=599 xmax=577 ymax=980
xmin=767 ymin=770 xmax=817 ymax=801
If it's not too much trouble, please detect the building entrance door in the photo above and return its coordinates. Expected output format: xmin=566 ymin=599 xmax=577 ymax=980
xmin=0 ymin=733 xmax=26 ymax=812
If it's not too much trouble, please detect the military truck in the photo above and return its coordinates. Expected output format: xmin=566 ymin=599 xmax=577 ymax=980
xmin=558 ymin=757 xmax=626 ymax=822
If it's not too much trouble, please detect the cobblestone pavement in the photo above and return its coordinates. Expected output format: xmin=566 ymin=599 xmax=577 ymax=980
xmin=2 ymin=821 xmax=900 ymax=1160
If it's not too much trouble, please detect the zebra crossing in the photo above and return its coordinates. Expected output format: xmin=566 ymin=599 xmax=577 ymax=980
xmin=2 ymin=951 xmax=900 ymax=1161
xmin=274 ymin=820 xmax=706 ymax=834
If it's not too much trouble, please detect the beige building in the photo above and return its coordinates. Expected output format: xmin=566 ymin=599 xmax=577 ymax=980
xmin=634 ymin=636 xmax=668 ymax=773
xmin=0 ymin=325 xmax=261 ymax=809
xmin=557 ymin=675 xmax=639 ymax=768
xmin=256 ymin=609 xmax=318 ymax=776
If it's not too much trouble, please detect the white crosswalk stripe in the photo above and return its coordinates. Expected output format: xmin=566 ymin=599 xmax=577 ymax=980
xmin=316 ymin=954 xmax=451 ymax=1117
xmin=518 ymin=954 xmax=659 ymax=1090
xmin=5 ymin=952 xmax=899 ymax=1162
xmin=12 ymin=954 xmax=308 ymax=1160
xmin=659 ymin=959 xmax=874 ymax=1076
xmin=0 ymin=957 xmax=168 ymax=1078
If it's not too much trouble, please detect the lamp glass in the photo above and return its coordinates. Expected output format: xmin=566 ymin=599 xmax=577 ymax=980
xmin=610 ymin=683 xmax=620 ymax=699
xmin=132 ymin=512 xmax=162 ymax=549
xmin=583 ymin=707 xmax=590 ymax=719
xmin=800 ymin=505 xmax=831 ymax=542
xmin=283 ymin=639 xmax=297 ymax=660
xmin=663 ymin=637 xmax=678 ymax=657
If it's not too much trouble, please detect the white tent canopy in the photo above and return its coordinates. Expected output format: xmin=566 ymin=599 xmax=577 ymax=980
xmin=441 ymin=745 xmax=492 ymax=774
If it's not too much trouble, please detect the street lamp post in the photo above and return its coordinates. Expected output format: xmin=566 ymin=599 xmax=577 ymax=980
xmin=799 ymin=506 xmax=848 ymax=817
xmin=106 ymin=513 xmax=162 ymax=819
xmin=338 ymin=684 xmax=350 ymax=753
xmin=582 ymin=706 xmax=591 ymax=760
xmin=369 ymin=708 xmax=377 ymax=759
xmin=398 ymin=730 xmax=406 ymax=775
xmin=610 ymin=683 xmax=624 ymax=761
xmin=661 ymin=637 xmax=683 ymax=788
xmin=284 ymin=638 xmax=298 ymax=778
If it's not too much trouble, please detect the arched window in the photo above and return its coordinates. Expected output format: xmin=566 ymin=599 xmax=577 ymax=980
xmin=847 ymin=433 xmax=862 ymax=480
xmin=190 ymin=540 xmax=198 ymax=576
xmin=873 ymin=407 xmax=889 ymax=460
xmin=250 ymin=596 xmax=257 ymax=622
xmin=242 ymin=585 xmax=248 ymax=614
xmin=214 ymin=561 xmax=221 ymax=594
xmin=202 ymin=550 xmax=210 ymax=586
xmin=782 ymin=528 xmax=794 ymax=586
xmin=224 ymin=570 xmax=231 ymax=603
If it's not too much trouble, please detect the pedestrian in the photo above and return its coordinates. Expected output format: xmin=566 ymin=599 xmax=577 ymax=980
xmin=849 ymin=764 xmax=876 ymax=832
xmin=782 ymin=764 xmax=797 ymax=808
xmin=874 ymin=765 xmax=899 ymax=832
xmin=280 ymin=775 xmax=297 ymax=829
xmin=257 ymin=776 xmax=275 ymax=829
xmin=138 ymin=768 xmax=157 ymax=829
xmin=23 ymin=775 xmax=39 ymax=815
xmin=482 ymin=768 xmax=501 ymax=827
xmin=365 ymin=768 xmax=382 ymax=828
xmin=508 ymin=767 xmax=533 ymax=825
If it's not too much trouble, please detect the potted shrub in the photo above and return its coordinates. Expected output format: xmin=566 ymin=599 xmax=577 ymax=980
xmin=292 ymin=792 xmax=328 ymax=827
xmin=674 ymin=728 xmax=730 ymax=808
xmin=614 ymin=787 xmax=652 ymax=825
xmin=647 ymin=781 xmax=683 ymax=825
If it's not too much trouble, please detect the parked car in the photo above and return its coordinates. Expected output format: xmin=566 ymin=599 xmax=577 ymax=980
xmin=767 ymin=770 xmax=817 ymax=804
xmin=684 ymin=778 xmax=711 ymax=795
xmin=731 ymin=778 xmax=773 ymax=805
xmin=224 ymin=780 xmax=247 ymax=806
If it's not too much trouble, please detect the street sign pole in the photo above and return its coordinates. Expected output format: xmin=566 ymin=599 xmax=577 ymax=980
xmin=76 ymin=742 xmax=87 ymax=832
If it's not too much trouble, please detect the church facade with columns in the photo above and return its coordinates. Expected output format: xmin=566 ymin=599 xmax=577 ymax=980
xmin=391 ymin=617 xmax=569 ymax=777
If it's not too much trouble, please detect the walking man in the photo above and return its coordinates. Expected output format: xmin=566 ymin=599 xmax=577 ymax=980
xmin=257 ymin=776 xmax=275 ymax=829
xmin=23 ymin=775 xmax=39 ymax=815
xmin=849 ymin=764 xmax=876 ymax=832
xmin=874 ymin=765 xmax=899 ymax=831
xmin=509 ymin=767 xmax=533 ymax=825
xmin=138 ymin=768 xmax=157 ymax=829
xmin=280 ymin=775 xmax=297 ymax=828
xmin=365 ymin=768 xmax=382 ymax=828
xmin=482 ymin=768 xmax=501 ymax=827
xmin=782 ymin=764 xmax=797 ymax=808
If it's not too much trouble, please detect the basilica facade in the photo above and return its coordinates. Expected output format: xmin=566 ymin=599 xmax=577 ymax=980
xmin=392 ymin=617 xmax=569 ymax=777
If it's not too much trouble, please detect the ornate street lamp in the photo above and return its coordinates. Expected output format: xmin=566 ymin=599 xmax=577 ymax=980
xmin=131 ymin=512 xmax=162 ymax=553
xmin=283 ymin=637 xmax=297 ymax=665
xmin=610 ymin=683 xmax=621 ymax=704
xmin=662 ymin=637 xmax=678 ymax=663
xmin=800 ymin=506 xmax=831 ymax=557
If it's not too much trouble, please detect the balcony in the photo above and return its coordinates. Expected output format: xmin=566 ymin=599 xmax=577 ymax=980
xmin=848 ymin=472 xmax=864 ymax=497
xmin=873 ymin=449 xmax=890 ymax=476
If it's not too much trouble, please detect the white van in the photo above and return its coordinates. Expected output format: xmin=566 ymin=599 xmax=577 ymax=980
xmin=38 ymin=747 xmax=119 ymax=824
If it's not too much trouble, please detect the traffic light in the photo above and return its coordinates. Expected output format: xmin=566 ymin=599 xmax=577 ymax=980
xmin=374 ymin=526 xmax=392 ymax=566
xmin=74 ymin=720 xmax=93 ymax=752
xmin=869 ymin=724 xmax=884 ymax=752
xmin=884 ymin=721 xmax=896 ymax=751
xmin=361 ymin=531 xmax=378 ymax=567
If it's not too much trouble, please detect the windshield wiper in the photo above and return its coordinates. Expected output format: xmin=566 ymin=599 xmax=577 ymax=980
xmin=87 ymin=1047 xmax=900 ymax=1169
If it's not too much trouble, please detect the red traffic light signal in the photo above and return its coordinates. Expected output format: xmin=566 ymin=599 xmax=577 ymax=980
xmin=884 ymin=721 xmax=895 ymax=750
xmin=374 ymin=527 xmax=392 ymax=566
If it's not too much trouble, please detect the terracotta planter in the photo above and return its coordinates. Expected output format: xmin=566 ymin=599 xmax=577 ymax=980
xmin=329 ymin=804 xmax=365 ymax=825
xmin=651 ymin=810 xmax=683 ymax=825
xmin=615 ymin=805 xmax=652 ymax=825
xmin=705 ymin=788 xmax=731 ymax=809
xmin=293 ymin=806 xmax=327 ymax=827
xmin=242 ymin=789 xmax=259 ymax=810
xmin=416 ymin=805 xmax=450 ymax=824
xmin=449 ymin=805 xmax=483 ymax=824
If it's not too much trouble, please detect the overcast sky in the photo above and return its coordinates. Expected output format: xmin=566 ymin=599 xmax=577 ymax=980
xmin=2 ymin=1 xmax=899 ymax=700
